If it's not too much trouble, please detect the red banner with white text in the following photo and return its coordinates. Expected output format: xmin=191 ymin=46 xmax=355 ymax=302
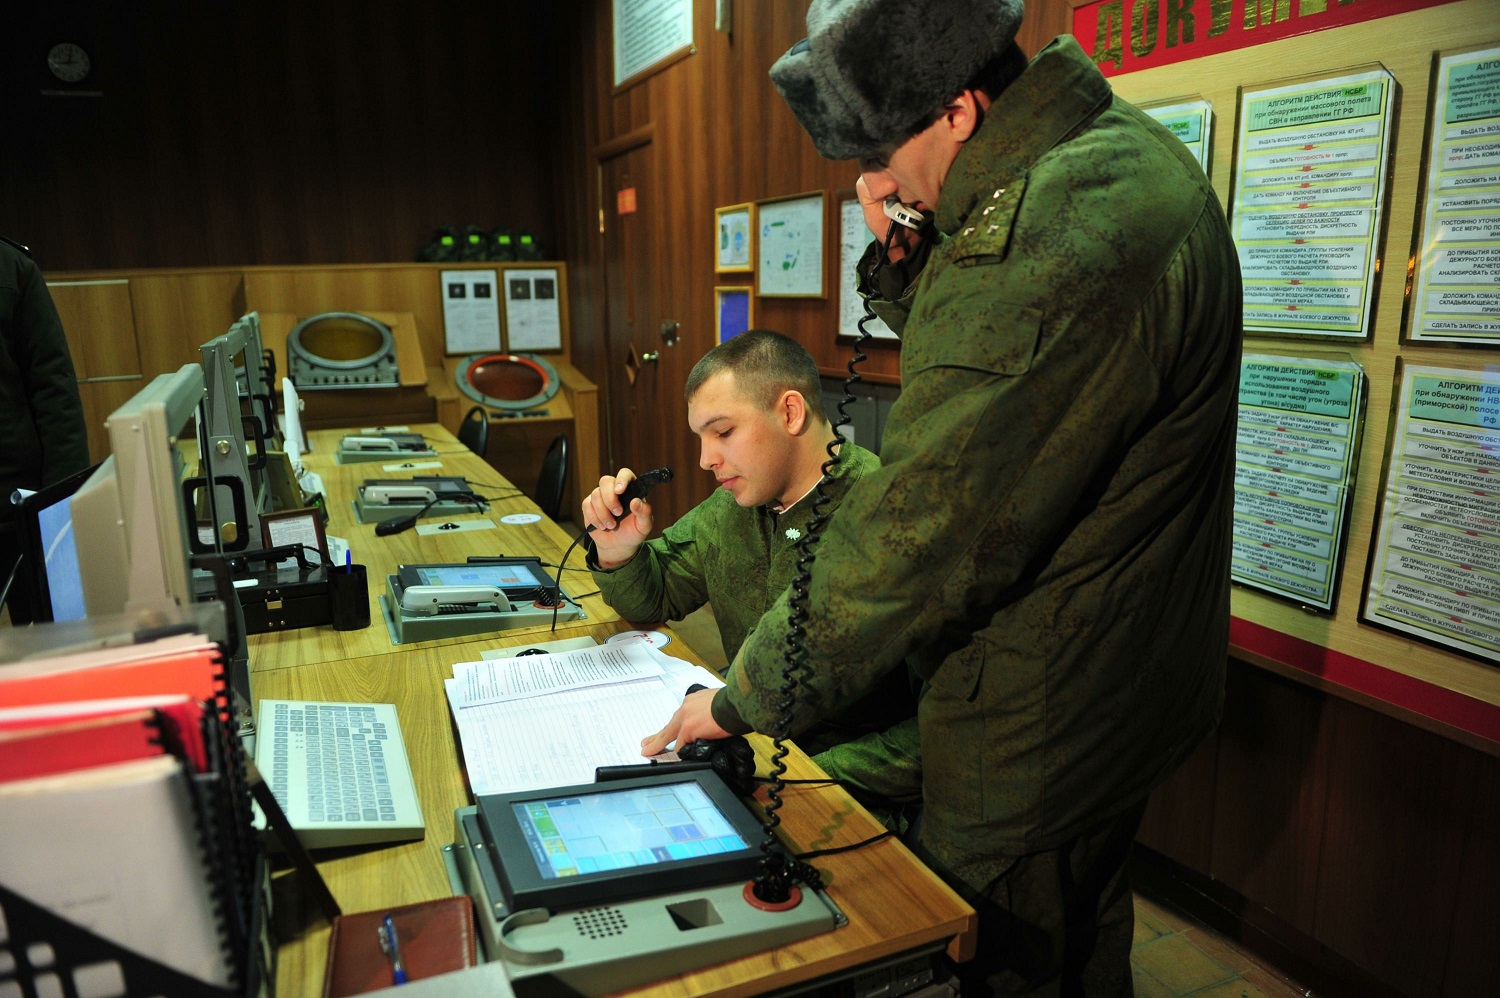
xmin=1072 ymin=0 xmax=1463 ymax=77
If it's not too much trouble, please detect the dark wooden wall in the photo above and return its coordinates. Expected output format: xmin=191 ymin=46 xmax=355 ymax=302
xmin=2 ymin=1 xmax=562 ymax=271
xmin=1139 ymin=660 xmax=1500 ymax=996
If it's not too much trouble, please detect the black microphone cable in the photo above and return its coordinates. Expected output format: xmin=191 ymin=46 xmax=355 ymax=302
xmin=372 ymin=488 xmax=524 ymax=537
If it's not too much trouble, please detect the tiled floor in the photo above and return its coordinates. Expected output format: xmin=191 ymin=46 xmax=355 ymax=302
xmin=672 ymin=604 xmax=1317 ymax=998
xmin=1132 ymin=895 xmax=1312 ymax=998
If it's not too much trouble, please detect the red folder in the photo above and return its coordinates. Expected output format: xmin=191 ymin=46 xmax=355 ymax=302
xmin=0 ymin=647 xmax=226 ymax=720
xmin=0 ymin=711 xmax=167 ymax=783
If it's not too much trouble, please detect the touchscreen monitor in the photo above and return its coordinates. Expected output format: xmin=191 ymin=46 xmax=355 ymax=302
xmin=398 ymin=559 xmax=549 ymax=599
xmin=477 ymin=770 xmax=764 ymax=912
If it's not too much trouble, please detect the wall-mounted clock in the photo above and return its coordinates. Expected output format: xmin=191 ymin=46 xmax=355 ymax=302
xmin=46 ymin=42 xmax=91 ymax=84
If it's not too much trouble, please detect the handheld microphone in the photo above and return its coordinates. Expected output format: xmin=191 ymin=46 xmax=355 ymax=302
xmin=587 ymin=467 xmax=673 ymax=531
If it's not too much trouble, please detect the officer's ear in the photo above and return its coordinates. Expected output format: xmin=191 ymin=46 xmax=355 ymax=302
xmin=942 ymin=90 xmax=984 ymax=144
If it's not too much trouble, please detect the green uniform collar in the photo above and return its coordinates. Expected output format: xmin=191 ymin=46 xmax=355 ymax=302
xmin=935 ymin=35 xmax=1112 ymax=238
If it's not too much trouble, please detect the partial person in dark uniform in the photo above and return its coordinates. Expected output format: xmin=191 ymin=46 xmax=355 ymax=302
xmin=0 ymin=237 xmax=90 ymax=624
xmin=643 ymin=1 xmax=1243 ymax=994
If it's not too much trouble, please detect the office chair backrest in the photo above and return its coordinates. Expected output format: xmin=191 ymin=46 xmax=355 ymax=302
xmin=458 ymin=405 xmax=489 ymax=458
xmin=535 ymin=433 xmax=568 ymax=521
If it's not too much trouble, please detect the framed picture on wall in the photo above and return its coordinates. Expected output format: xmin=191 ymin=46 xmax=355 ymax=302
xmin=756 ymin=191 xmax=826 ymax=298
xmin=715 ymin=286 xmax=753 ymax=342
xmin=715 ymin=203 xmax=755 ymax=273
xmin=837 ymin=192 xmax=899 ymax=342
xmin=261 ymin=507 xmax=330 ymax=565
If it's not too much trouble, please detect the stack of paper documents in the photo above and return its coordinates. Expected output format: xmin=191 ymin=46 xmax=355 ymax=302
xmin=444 ymin=636 xmax=724 ymax=796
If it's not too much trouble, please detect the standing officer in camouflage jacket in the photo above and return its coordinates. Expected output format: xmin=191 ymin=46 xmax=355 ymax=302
xmin=642 ymin=1 xmax=1243 ymax=992
xmin=585 ymin=329 xmax=918 ymax=794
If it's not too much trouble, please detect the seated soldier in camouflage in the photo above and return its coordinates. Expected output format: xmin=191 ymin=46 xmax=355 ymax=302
xmin=582 ymin=329 xmax=919 ymax=817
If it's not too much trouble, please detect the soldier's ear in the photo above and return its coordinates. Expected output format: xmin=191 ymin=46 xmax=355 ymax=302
xmin=778 ymin=390 xmax=809 ymax=436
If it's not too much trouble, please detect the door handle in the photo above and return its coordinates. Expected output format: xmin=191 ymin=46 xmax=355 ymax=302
xmin=626 ymin=345 xmax=659 ymax=386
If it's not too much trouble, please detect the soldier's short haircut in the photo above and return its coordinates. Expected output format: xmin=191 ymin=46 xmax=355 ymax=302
xmin=685 ymin=329 xmax=827 ymax=424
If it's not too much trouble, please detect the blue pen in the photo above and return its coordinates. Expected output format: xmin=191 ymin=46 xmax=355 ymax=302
xmin=346 ymin=548 xmax=353 ymax=568
xmin=378 ymin=914 xmax=408 ymax=985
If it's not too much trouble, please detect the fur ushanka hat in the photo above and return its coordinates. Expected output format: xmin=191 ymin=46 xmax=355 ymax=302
xmin=769 ymin=0 xmax=1025 ymax=161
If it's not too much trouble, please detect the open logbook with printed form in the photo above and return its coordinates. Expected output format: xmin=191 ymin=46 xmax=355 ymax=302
xmin=444 ymin=637 xmax=724 ymax=796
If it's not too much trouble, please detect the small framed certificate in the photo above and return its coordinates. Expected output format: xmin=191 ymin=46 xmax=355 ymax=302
xmin=260 ymin=507 xmax=330 ymax=565
xmin=715 ymin=203 xmax=755 ymax=273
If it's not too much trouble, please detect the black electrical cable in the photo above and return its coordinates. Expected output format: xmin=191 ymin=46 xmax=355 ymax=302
xmin=749 ymin=218 xmax=898 ymax=905
xmin=794 ymin=830 xmax=894 ymax=861
xmin=372 ymin=489 xmax=519 ymax=537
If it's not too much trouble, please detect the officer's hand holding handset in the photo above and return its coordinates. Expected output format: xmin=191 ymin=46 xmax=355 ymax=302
xmin=855 ymin=175 xmax=925 ymax=265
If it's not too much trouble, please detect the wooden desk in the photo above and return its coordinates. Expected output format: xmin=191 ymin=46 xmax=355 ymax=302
xmin=257 ymin=631 xmax=975 ymax=996
xmin=246 ymin=425 xmax=618 ymax=672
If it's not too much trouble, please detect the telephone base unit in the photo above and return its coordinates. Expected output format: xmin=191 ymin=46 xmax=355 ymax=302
xmin=379 ymin=582 xmax=582 ymax=645
xmin=353 ymin=497 xmax=488 ymax=524
xmin=443 ymin=807 xmax=841 ymax=996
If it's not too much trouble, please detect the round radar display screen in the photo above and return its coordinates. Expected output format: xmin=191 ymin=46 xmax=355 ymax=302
xmin=457 ymin=352 xmax=560 ymax=411
xmin=290 ymin=312 xmax=392 ymax=367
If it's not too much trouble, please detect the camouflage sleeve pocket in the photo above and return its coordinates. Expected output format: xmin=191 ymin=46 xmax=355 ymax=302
xmin=905 ymin=299 xmax=1044 ymax=379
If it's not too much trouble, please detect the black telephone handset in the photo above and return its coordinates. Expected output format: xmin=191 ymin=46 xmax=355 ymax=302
xmin=584 ymin=467 xmax=673 ymax=533
xmin=549 ymin=466 xmax=674 ymax=629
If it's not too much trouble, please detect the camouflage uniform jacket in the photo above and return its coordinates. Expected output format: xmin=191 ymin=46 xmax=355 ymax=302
xmin=714 ymin=35 xmax=1243 ymax=880
xmin=591 ymin=441 xmax=914 ymax=754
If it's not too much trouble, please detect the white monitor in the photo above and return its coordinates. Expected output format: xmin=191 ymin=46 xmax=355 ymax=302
xmin=71 ymin=365 xmax=206 ymax=619
xmin=281 ymin=377 xmax=306 ymax=468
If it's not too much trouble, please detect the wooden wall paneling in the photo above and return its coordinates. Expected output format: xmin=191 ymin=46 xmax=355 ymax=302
xmin=1209 ymin=663 xmax=1332 ymax=935
xmin=46 ymin=280 xmax=141 ymax=380
xmin=1311 ymin=698 xmax=1482 ymax=996
xmin=1101 ymin=0 xmax=1500 ymax=729
xmin=553 ymin=3 xmax=608 ymax=503
xmin=1136 ymin=724 xmax=1219 ymax=873
xmin=244 ymin=262 xmax=576 ymax=381
xmin=1023 ymin=1 xmax=1077 ymax=57
xmin=49 ymin=275 xmax=145 ymax=462
xmin=1442 ymin=750 xmax=1500 ymax=995
xmin=126 ymin=271 xmax=247 ymax=376
xmin=245 ymin=267 xmax=445 ymax=368
xmin=4 ymin=1 xmax=562 ymax=271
